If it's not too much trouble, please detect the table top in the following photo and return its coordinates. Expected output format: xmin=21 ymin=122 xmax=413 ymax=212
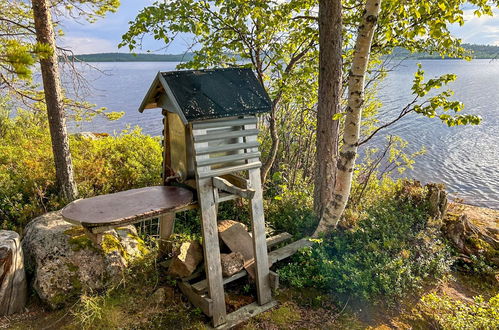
xmin=61 ymin=186 xmax=195 ymax=228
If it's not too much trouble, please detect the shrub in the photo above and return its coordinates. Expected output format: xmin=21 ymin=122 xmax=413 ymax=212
xmin=0 ymin=109 xmax=162 ymax=231
xmin=264 ymin=174 xmax=318 ymax=238
xmin=279 ymin=181 xmax=452 ymax=305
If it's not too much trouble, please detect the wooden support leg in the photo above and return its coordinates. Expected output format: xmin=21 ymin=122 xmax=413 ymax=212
xmin=248 ymin=168 xmax=272 ymax=305
xmin=198 ymin=178 xmax=227 ymax=327
xmin=84 ymin=228 xmax=104 ymax=246
xmin=159 ymin=213 xmax=175 ymax=253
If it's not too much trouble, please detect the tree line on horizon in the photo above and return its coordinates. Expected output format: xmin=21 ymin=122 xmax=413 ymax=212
xmin=65 ymin=43 xmax=499 ymax=62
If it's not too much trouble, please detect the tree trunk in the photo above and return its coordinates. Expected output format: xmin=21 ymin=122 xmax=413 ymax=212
xmin=32 ymin=0 xmax=78 ymax=201
xmin=315 ymin=0 xmax=381 ymax=234
xmin=260 ymin=108 xmax=279 ymax=184
xmin=313 ymin=0 xmax=343 ymax=231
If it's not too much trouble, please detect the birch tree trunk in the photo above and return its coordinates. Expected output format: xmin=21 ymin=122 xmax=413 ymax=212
xmin=313 ymin=0 xmax=342 ymax=224
xmin=315 ymin=0 xmax=381 ymax=234
xmin=32 ymin=0 xmax=78 ymax=201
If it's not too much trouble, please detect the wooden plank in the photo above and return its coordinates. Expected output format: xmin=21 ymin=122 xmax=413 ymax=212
xmin=220 ymin=174 xmax=249 ymax=189
xmin=196 ymin=151 xmax=261 ymax=167
xmin=192 ymin=117 xmax=257 ymax=130
xmin=192 ymin=269 xmax=248 ymax=293
xmin=213 ymin=177 xmax=255 ymax=199
xmin=197 ymin=162 xmax=261 ymax=179
xmin=244 ymin=121 xmax=272 ymax=306
xmin=209 ymin=301 xmax=278 ymax=330
xmin=266 ymin=232 xmax=293 ymax=250
xmin=193 ymin=126 xmax=227 ymax=327
xmin=195 ymin=141 xmax=260 ymax=155
xmin=178 ymin=281 xmax=213 ymax=317
xmin=193 ymin=129 xmax=259 ymax=142
xmin=268 ymin=238 xmax=313 ymax=265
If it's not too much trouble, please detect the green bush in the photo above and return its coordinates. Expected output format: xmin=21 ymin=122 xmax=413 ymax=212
xmin=264 ymin=174 xmax=318 ymax=238
xmin=279 ymin=181 xmax=452 ymax=305
xmin=0 ymin=109 xmax=162 ymax=231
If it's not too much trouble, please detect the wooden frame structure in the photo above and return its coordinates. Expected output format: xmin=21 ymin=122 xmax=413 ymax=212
xmin=138 ymin=68 xmax=277 ymax=327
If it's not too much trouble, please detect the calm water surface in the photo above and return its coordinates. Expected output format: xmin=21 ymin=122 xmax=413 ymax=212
xmin=66 ymin=60 xmax=499 ymax=209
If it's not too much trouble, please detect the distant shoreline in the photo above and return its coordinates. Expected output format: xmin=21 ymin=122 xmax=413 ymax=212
xmin=63 ymin=44 xmax=499 ymax=62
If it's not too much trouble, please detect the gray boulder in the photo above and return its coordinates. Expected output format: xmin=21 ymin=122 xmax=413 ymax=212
xmin=0 ymin=230 xmax=27 ymax=315
xmin=22 ymin=211 xmax=148 ymax=309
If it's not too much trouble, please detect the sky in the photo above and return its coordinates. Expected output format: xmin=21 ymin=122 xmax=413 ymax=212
xmin=59 ymin=1 xmax=499 ymax=55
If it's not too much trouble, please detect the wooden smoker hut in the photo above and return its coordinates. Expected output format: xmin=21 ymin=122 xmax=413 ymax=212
xmin=139 ymin=68 xmax=275 ymax=327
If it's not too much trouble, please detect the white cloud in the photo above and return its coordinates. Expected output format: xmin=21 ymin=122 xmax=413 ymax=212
xmin=59 ymin=36 xmax=118 ymax=54
xmin=451 ymin=8 xmax=499 ymax=45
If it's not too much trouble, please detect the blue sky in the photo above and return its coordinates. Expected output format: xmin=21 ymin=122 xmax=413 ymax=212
xmin=59 ymin=1 xmax=499 ymax=55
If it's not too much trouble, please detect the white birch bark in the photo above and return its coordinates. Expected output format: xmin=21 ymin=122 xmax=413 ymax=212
xmin=315 ymin=0 xmax=381 ymax=234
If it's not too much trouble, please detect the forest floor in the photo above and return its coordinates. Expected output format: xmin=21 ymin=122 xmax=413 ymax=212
xmin=1 ymin=203 xmax=497 ymax=330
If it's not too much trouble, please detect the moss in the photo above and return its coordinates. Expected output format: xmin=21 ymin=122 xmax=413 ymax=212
xmin=66 ymin=262 xmax=79 ymax=273
xmin=261 ymin=302 xmax=301 ymax=325
xmin=468 ymin=236 xmax=498 ymax=257
xmin=64 ymin=227 xmax=97 ymax=252
xmin=127 ymin=233 xmax=149 ymax=256
xmin=101 ymin=233 xmax=127 ymax=258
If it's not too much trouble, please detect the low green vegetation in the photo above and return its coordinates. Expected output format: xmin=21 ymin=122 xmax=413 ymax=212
xmin=0 ymin=107 xmax=162 ymax=231
xmin=279 ymin=180 xmax=452 ymax=305
xmin=409 ymin=293 xmax=499 ymax=329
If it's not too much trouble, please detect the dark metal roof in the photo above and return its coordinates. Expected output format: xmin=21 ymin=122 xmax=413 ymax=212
xmin=156 ymin=68 xmax=271 ymax=122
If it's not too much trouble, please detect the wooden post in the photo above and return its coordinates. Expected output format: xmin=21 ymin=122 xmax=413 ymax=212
xmin=159 ymin=213 xmax=175 ymax=253
xmin=244 ymin=121 xmax=272 ymax=305
xmin=192 ymin=126 xmax=227 ymax=327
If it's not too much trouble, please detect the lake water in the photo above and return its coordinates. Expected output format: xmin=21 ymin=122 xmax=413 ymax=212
xmin=65 ymin=60 xmax=499 ymax=210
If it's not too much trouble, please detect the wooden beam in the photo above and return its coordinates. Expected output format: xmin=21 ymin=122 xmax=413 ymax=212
xmin=197 ymin=162 xmax=261 ymax=179
xmin=244 ymin=121 xmax=272 ymax=306
xmin=195 ymin=141 xmax=260 ymax=156
xmin=178 ymin=281 xmax=213 ymax=317
xmin=266 ymin=232 xmax=292 ymax=250
xmin=213 ymin=177 xmax=255 ymax=199
xmin=196 ymin=152 xmax=261 ymax=167
xmin=269 ymin=271 xmax=279 ymax=291
xmin=268 ymin=238 xmax=313 ymax=265
xmin=192 ymin=126 xmax=227 ymax=327
xmin=208 ymin=301 xmax=278 ymax=330
xmin=192 ymin=269 xmax=248 ymax=293
xmin=193 ymin=129 xmax=259 ymax=142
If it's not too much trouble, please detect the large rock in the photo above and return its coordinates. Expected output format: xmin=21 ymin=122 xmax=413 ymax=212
xmin=22 ymin=211 xmax=148 ymax=309
xmin=168 ymin=240 xmax=203 ymax=278
xmin=0 ymin=231 xmax=27 ymax=315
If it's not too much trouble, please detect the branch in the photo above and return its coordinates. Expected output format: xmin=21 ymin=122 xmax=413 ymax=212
xmin=358 ymin=96 xmax=419 ymax=146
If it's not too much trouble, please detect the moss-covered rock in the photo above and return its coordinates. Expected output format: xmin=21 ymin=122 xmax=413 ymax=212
xmin=22 ymin=211 xmax=148 ymax=309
